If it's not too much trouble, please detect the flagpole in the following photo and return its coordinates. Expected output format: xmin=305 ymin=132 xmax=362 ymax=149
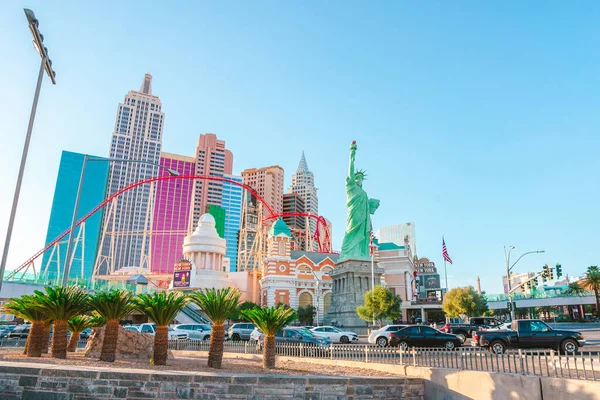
xmin=444 ymin=259 xmax=448 ymax=291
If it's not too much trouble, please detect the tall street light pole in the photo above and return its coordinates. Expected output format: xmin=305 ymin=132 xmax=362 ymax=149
xmin=504 ymin=246 xmax=545 ymax=320
xmin=0 ymin=9 xmax=57 ymax=294
xmin=61 ymin=157 xmax=179 ymax=286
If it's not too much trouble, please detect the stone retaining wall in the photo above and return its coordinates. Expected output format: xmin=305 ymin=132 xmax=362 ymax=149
xmin=0 ymin=364 xmax=424 ymax=399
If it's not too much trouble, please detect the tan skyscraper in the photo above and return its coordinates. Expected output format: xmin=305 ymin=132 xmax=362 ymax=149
xmin=189 ymin=133 xmax=233 ymax=233
xmin=241 ymin=165 xmax=284 ymax=215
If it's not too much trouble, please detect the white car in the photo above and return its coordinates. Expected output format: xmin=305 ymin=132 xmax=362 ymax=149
xmin=310 ymin=326 xmax=358 ymax=343
xmin=171 ymin=324 xmax=216 ymax=341
xmin=485 ymin=322 xmax=512 ymax=331
xmin=138 ymin=323 xmax=189 ymax=340
xmin=250 ymin=327 xmax=263 ymax=342
xmin=368 ymin=325 xmax=408 ymax=347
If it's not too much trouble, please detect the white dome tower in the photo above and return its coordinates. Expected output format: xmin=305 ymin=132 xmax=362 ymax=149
xmin=175 ymin=213 xmax=229 ymax=290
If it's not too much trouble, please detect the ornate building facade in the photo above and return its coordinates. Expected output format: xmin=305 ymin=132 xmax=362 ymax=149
xmin=260 ymin=219 xmax=338 ymax=316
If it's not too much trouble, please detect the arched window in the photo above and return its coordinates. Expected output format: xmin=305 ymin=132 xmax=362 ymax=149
xmin=323 ymin=293 xmax=332 ymax=313
xmin=298 ymin=292 xmax=313 ymax=308
xmin=278 ymin=241 xmax=285 ymax=255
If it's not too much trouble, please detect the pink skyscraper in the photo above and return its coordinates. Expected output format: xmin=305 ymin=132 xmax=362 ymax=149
xmin=151 ymin=152 xmax=195 ymax=274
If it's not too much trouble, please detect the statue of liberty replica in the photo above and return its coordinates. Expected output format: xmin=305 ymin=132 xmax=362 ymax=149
xmin=324 ymin=141 xmax=384 ymax=331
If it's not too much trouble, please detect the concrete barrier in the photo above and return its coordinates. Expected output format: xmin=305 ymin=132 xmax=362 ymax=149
xmin=540 ymin=376 xmax=600 ymax=400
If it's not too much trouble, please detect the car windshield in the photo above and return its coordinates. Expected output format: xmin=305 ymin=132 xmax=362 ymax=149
xmin=330 ymin=327 xmax=342 ymax=332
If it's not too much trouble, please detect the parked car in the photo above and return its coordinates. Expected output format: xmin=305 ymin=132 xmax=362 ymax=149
xmin=390 ymin=325 xmax=462 ymax=350
xmin=137 ymin=323 xmax=189 ymax=340
xmin=8 ymin=324 xmax=30 ymax=339
xmin=123 ymin=325 xmax=140 ymax=332
xmin=256 ymin=327 xmax=332 ymax=351
xmin=79 ymin=328 xmax=92 ymax=339
xmin=472 ymin=319 xmax=585 ymax=354
xmin=368 ymin=324 xmax=409 ymax=347
xmin=485 ymin=322 xmax=512 ymax=332
xmin=228 ymin=323 xmax=255 ymax=341
xmin=444 ymin=317 xmax=504 ymax=341
xmin=171 ymin=324 xmax=228 ymax=341
xmin=310 ymin=326 xmax=358 ymax=344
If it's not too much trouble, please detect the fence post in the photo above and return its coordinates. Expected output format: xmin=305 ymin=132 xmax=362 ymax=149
xmin=550 ymin=349 xmax=557 ymax=377
xmin=459 ymin=350 xmax=463 ymax=370
xmin=518 ymin=349 xmax=525 ymax=375
xmin=412 ymin=347 xmax=417 ymax=367
xmin=244 ymin=342 xmax=248 ymax=354
xmin=364 ymin=345 xmax=369 ymax=363
xmin=300 ymin=342 xmax=303 ymax=358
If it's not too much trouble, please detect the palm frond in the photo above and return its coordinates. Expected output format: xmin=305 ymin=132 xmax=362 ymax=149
xmin=189 ymin=288 xmax=241 ymax=324
xmin=32 ymin=286 xmax=90 ymax=321
xmin=90 ymin=289 xmax=135 ymax=321
xmin=67 ymin=316 xmax=94 ymax=333
xmin=1 ymin=295 xmax=47 ymax=322
xmin=240 ymin=305 xmax=297 ymax=335
xmin=132 ymin=291 xmax=189 ymax=326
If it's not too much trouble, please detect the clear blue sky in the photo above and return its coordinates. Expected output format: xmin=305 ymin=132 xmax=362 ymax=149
xmin=1 ymin=1 xmax=598 ymax=294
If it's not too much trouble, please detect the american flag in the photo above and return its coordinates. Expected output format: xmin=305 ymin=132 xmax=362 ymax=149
xmin=369 ymin=231 xmax=376 ymax=256
xmin=442 ymin=237 xmax=453 ymax=264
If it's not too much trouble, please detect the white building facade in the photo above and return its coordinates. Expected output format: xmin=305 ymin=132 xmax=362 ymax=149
xmin=376 ymin=222 xmax=416 ymax=256
xmin=289 ymin=152 xmax=319 ymax=240
xmin=102 ymin=74 xmax=164 ymax=271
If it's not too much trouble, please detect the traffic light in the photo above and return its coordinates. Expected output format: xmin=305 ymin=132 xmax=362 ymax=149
xmin=507 ymin=302 xmax=512 ymax=311
xmin=531 ymin=278 xmax=538 ymax=288
xmin=548 ymin=267 xmax=554 ymax=280
xmin=542 ymin=273 xmax=548 ymax=283
xmin=525 ymin=281 xmax=531 ymax=290
xmin=556 ymin=264 xmax=563 ymax=278
xmin=542 ymin=264 xmax=549 ymax=277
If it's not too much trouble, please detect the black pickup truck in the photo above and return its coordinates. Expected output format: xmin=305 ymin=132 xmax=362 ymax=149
xmin=472 ymin=319 xmax=585 ymax=354
xmin=444 ymin=317 xmax=504 ymax=341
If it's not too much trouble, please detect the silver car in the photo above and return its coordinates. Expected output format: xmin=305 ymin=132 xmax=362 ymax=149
xmin=172 ymin=324 xmax=215 ymax=341
xmin=228 ymin=323 xmax=255 ymax=341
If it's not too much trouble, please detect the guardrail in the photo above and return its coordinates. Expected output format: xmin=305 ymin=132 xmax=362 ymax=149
xmin=3 ymin=337 xmax=598 ymax=381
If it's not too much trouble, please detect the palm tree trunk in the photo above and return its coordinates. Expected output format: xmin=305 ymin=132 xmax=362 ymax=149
xmin=153 ymin=325 xmax=169 ymax=366
xmin=41 ymin=325 xmax=50 ymax=354
xmin=51 ymin=319 xmax=68 ymax=359
xmin=26 ymin=321 xmax=45 ymax=357
xmin=263 ymin=334 xmax=276 ymax=369
xmin=23 ymin=335 xmax=29 ymax=355
xmin=595 ymin=287 xmax=600 ymax=317
xmin=207 ymin=324 xmax=225 ymax=369
xmin=67 ymin=332 xmax=81 ymax=352
xmin=100 ymin=319 xmax=119 ymax=362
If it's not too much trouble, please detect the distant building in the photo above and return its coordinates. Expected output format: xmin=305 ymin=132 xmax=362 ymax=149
xmin=283 ymin=193 xmax=306 ymax=230
xmin=222 ymin=175 xmax=243 ymax=272
xmin=503 ymin=272 xmax=537 ymax=295
xmin=289 ymin=152 xmax=318 ymax=239
xmin=261 ymin=219 xmax=337 ymax=316
xmin=189 ymin=133 xmax=233 ymax=233
xmin=242 ymin=165 xmax=284 ymax=215
xmin=376 ymin=223 xmax=416 ymax=256
xmin=150 ymin=152 xmax=195 ymax=274
xmin=102 ymin=74 xmax=165 ymax=271
xmin=208 ymin=205 xmax=226 ymax=238
xmin=42 ymin=151 xmax=109 ymax=283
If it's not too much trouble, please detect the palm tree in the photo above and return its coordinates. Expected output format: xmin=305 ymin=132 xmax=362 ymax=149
xmin=41 ymin=320 xmax=53 ymax=354
xmin=1 ymin=295 xmax=48 ymax=357
xmin=133 ymin=291 xmax=189 ymax=366
xmin=241 ymin=305 xmax=298 ymax=369
xmin=89 ymin=289 xmax=134 ymax=362
xmin=565 ymin=282 xmax=588 ymax=297
xmin=189 ymin=288 xmax=241 ymax=369
xmin=581 ymin=266 xmax=600 ymax=317
xmin=66 ymin=316 xmax=93 ymax=352
xmin=32 ymin=286 xmax=90 ymax=359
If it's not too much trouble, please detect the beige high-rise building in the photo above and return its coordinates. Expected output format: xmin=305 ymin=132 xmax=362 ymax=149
xmin=189 ymin=133 xmax=233 ymax=233
xmin=241 ymin=165 xmax=284 ymax=215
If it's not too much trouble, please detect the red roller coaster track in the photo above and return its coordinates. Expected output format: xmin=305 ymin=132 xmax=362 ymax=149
xmin=8 ymin=175 xmax=332 ymax=279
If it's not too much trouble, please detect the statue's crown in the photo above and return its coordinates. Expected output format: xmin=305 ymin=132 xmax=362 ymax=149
xmin=355 ymin=169 xmax=367 ymax=180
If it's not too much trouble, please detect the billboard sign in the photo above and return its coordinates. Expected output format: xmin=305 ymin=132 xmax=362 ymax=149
xmin=422 ymin=274 xmax=441 ymax=289
xmin=173 ymin=260 xmax=192 ymax=288
xmin=416 ymin=262 xmax=436 ymax=274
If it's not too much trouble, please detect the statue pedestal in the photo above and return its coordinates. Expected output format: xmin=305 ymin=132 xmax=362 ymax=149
xmin=323 ymin=259 xmax=384 ymax=330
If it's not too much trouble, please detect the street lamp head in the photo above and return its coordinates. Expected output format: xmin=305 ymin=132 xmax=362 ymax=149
xmin=166 ymin=168 xmax=180 ymax=177
xmin=24 ymin=9 xmax=38 ymax=26
xmin=537 ymin=250 xmax=545 ymax=253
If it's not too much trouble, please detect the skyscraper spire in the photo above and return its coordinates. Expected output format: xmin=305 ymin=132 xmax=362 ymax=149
xmin=140 ymin=73 xmax=152 ymax=95
xmin=297 ymin=151 xmax=309 ymax=174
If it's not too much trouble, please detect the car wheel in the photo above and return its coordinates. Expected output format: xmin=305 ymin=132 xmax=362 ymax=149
xmin=456 ymin=334 xmax=466 ymax=343
xmin=376 ymin=337 xmax=388 ymax=347
xmin=561 ymin=339 xmax=578 ymax=355
xmin=445 ymin=341 xmax=455 ymax=350
xmin=340 ymin=336 xmax=349 ymax=344
xmin=398 ymin=341 xmax=409 ymax=351
xmin=232 ymin=333 xmax=241 ymax=341
xmin=489 ymin=340 xmax=506 ymax=354
xmin=203 ymin=335 xmax=210 ymax=341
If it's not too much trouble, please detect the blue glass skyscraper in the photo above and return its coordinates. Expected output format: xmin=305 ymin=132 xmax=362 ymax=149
xmin=222 ymin=174 xmax=243 ymax=272
xmin=41 ymin=151 xmax=109 ymax=283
